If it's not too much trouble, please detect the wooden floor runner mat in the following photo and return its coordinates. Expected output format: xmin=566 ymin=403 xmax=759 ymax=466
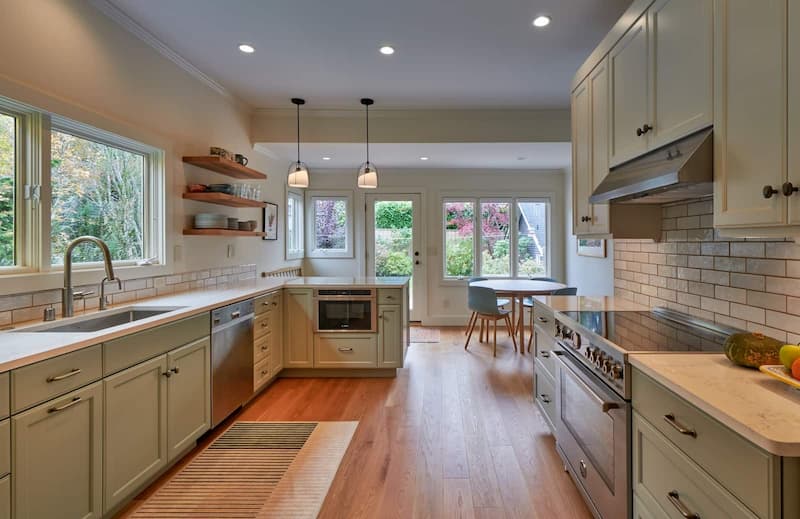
xmin=129 ymin=421 xmax=357 ymax=519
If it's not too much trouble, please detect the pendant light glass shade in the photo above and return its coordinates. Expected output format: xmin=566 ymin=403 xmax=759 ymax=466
xmin=288 ymin=98 xmax=309 ymax=188
xmin=287 ymin=161 xmax=309 ymax=188
xmin=357 ymin=98 xmax=378 ymax=189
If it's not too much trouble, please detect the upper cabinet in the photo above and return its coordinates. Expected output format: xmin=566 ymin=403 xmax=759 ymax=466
xmin=714 ymin=0 xmax=790 ymax=231
xmin=610 ymin=15 xmax=651 ymax=166
xmin=608 ymin=0 xmax=713 ymax=168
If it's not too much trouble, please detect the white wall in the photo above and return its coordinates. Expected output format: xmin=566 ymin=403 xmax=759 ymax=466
xmin=563 ymin=166 xmax=615 ymax=295
xmin=304 ymin=168 xmax=566 ymax=325
xmin=0 ymin=0 xmax=297 ymax=295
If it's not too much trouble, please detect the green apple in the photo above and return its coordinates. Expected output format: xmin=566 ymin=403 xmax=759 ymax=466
xmin=779 ymin=345 xmax=800 ymax=370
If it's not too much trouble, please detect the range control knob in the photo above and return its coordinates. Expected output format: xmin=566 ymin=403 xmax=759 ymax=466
xmin=601 ymin=359 xmax=611 ymax=375
xmin=585 ymin=346 xmax=596 ymax=360
xmin=610 ymin=364 xmax=624 ymax=380
xmin=571 ymin=332 xmax=581 ymax=348
xmin=594 ymin=353 xmax=604 ymax=369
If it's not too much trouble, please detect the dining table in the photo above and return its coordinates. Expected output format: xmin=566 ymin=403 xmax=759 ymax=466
xmin=470 ymin=279 xmax=567 ymax=353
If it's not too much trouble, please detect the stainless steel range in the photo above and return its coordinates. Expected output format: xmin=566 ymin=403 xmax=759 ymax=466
xmin=547 ymin=307 xmax=739 ymax=519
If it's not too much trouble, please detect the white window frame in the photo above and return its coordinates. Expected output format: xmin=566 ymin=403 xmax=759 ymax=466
xmin=285 ymin=188 xmax=304 ymax=260
xmin=306 ymin=190 xmax=354 ymax=259
xmin=48 ymin=116 xmax=164 ymax=270
xmin=0 ymin=94 xmax=166 ymax=276
xmin=441 ymin=195 xmax=552 ymax=282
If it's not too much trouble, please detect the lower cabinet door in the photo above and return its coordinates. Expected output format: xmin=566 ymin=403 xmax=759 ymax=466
xmin=0 ymin=474 xmax=9 ymax=519
xmin=378 ymin=305 xmax=402 ymax=368
xmin=13 ymin=382 xmax=103 ymax=519
xmin=167 ymin=337 xmax=211 ymax=462
xmin=104 ymin=355 xmax=168 ymax=514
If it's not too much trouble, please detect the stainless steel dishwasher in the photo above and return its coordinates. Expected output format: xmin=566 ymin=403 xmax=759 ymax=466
xmin=211 ymin=299 xmax=254 ymax=427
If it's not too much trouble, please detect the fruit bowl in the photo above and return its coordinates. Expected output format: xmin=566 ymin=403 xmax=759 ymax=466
xmin=759 ymin=365 xmax=800 ymax=390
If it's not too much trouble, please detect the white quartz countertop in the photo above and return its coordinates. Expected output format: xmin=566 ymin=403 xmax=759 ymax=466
xmin=0 ymin=276 xmax=408 ymax=373
xmin=630 ymin=353 xmax=800 ymax=457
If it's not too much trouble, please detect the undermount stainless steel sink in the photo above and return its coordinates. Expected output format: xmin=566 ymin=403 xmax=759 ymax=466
xmin=15 ymin=306 xmax=186 ymax=333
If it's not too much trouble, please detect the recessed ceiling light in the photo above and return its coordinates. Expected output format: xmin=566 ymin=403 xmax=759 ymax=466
xmin=379 ymin=45 xmax=395 ymax=55
xmin=322 ymin=156 xmax=332 ymax=161
xmin=238 ymin=43 xmax=255 ymax=54
xmin=419 ymin=156 xmax=429 ymax=161
xmin=532 ymin=15 xmax=551 ymax=28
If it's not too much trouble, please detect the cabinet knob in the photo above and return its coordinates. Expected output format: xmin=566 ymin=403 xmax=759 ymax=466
xmin=783 ymin=182 xmax=799 ymax=196
xmin=580 ymin=216 xmax=591 ymax=223
xmin=763 ymin=185 xmax=779 ymax=199
xmin=642 ymin=123 xmax=652 ymax=134
xmin=636 ymin=127 xmax=644 ymax=137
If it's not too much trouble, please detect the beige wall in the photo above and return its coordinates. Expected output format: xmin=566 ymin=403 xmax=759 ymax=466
xmin=0 ymin=0 xmax=297 ymax=295
xmin=304 ymin=168 xmax=566 ymax=325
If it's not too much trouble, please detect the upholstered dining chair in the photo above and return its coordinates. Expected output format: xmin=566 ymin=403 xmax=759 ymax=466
xmin=465 ymin=277 xmax=511 ymax=340
xmin=464 ymin=285 xmax=518 ymax=357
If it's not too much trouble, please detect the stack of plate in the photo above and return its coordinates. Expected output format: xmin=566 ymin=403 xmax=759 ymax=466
xmin=194 ymin=213 xmax=228 ymax=229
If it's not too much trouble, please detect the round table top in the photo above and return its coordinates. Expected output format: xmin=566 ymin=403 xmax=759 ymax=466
xmin=470 ymin=279 xmax=567 ymax=294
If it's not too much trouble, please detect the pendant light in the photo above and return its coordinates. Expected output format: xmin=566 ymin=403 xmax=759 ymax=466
xmin=287 ymin=98 xmax=309 ymax=188
xmin=357 ymin=98 xmax=378 ymax=189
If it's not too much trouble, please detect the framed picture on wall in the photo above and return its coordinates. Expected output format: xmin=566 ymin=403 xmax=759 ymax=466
xmin=577 ymin=238 xmax=606 ymax=258
xmin=263 ymin=202 xmax=278 ymax=240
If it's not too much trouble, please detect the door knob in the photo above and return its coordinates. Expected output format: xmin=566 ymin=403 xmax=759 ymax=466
xmin=783 ymin=182 xmax=799 ymax=196
xmin=763 ymin=185 xmax=779 ymax=199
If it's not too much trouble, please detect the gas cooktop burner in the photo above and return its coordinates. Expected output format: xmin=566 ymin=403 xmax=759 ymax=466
xmin=559 ymin=309 xmax=735 ymax=353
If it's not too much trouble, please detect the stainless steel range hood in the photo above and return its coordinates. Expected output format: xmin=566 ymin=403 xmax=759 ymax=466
xmin=590 ymin=127 xmax=713 ymax=204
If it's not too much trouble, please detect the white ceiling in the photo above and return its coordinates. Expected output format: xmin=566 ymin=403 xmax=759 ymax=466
xmin=106 ymin=0 xmax=631 ymax=109
xmin=255 ymin=142 xmax=571 ymax=170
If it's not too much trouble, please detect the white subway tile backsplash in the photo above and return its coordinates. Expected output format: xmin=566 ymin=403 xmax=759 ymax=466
xmin=702 ymin=242 xmax=729 ymax=256
xmin=715 ymin=286 xmax=747 ymax=304
xmin=730 ymin=303 xmax=766 ymax=324
xmin=765 ymin=242 xmax=800 ymax=259
xmin=701 ymin=297 xmax=729 ymax=315
xmin=714 ymin=257 xmax=746 ymax=272
xmin=747 ymin=290 xmax=787 ymax=312
xmin=746 ymin=258 xmax=786 ymax=276
xmin=730 ymin=273 xmax=766 ymax=291
xmin=701 ymin=270 xmax=730 ymax=286
xmin=731 ymin=242 xmax=765 ymax=258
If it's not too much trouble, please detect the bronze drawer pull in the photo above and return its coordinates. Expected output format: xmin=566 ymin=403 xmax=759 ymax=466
xmin=539 ymin=394 xmax=551 ymax=404
xmin=667 ymin=491 xmax=700 ymax=519
xmin=337 ymin=347 xmax=354 ymax=352
xmin=540 ymin=351 xmax=550 ymax=358
xmin=664 ymin=413 xmax=697 ymax=438
xmin=46 ymin=368 xmax=81 ymax=383
xmin=48 ymin=396 xmax=81 ymax=413
xmin=537 ymin=316 xmax=548 ymax=323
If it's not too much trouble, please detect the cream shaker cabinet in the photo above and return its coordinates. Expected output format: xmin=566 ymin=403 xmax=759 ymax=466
xmin=269 ymin=292 xmax=284 ymax=378
xmin=713 ymin=0 xmax=788 ymax=230
xmin=377 ymin=304 xmax=403 ymax=368
xmin=103 ymin=355 xmax=168 ymax=514
xmin=571 ymin=58 xmax=611 ymax=236
xmin=608 ymin=0 xmax=712 ymax=168
xmin=13 ymin=382 xmax=103 ymax=519
xmin=610 ymin=14 xmax=650 ymax=167
xmin=284 ymin=288 xmax=314 ymax=368
xmin=166 ymin=337 xmax=211 ymax=462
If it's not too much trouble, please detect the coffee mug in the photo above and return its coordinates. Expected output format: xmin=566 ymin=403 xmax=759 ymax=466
xmin=234 ymin=154 xmax=249 ymax=166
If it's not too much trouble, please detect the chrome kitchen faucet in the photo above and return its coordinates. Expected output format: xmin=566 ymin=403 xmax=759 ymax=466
xmin=62 ymin=236 xmax=122 ymax=317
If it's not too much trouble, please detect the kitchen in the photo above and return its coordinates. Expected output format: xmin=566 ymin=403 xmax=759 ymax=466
xmin=1 ymin=0 xmax=800 ymax=518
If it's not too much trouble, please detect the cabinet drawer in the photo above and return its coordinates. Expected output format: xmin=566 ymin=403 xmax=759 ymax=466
xmin=378 ymin=289 xmax=401 ymax=305
xmin=254 ymin=311 xmax=275 ymax=340
xmin=532 ymin=302 xmax=556 ymax=336
xmin=254 ymin=357 xmax=271 ymax=390
xmin=314 ymin=334 xmax=378 ymax=368
xmin=534 ymin=329 xmax=558 ymax=379
xmin=11 ymin=345 xmax=102 ymax=413
xmin=104 ymin=313 xmax=210 ymax=375
xmin=254 ymin=333 xmax=272 ymax=364
xmin=255 ymin=291 xmax=281 ymax=315
xmin=534 ymin=366 xmax=557 ymax=433
xmin=632 ymin=369 xmax=776 ymax=518
xmin=633 ymin=412 xmax=758 ymax=519
xmin=0 ymin=420 xmax=7 ymax=477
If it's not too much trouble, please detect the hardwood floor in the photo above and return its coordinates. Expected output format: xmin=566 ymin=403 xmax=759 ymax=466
xmin=118 ymin=327 xmax=592 ymax=519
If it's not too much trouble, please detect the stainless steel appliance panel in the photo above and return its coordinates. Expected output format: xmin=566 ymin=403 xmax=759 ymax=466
xmin=314 ymin=289 xmax=377 ymax=332
xmin=555 ymin=349 xmax=630 ymax=519
xmin=211 ymin=300 xmax=254 ymax=427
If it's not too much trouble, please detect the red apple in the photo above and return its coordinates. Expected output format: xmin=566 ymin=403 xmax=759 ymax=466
xmin=792 ymin=357 xmax=800 ymax=380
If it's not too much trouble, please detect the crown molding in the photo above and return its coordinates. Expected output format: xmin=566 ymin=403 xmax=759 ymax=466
xmin=88 ymin=0 xmax=236 ymax=102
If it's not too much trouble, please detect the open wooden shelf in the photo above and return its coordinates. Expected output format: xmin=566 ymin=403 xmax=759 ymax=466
xmin=183 ymin=192 xmax=266 ymax=208
xmin=182 ymin=156 xmax=267 ymax=180
xmin=183 ymin=228 xmax=265 ymax=238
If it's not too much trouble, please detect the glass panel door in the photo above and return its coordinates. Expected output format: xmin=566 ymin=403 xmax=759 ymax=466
xmin=366 ymin=194 xmax=424 ymax=321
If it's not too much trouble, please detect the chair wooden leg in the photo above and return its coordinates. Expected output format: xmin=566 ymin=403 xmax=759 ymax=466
xmin=505 ymin=315 xmax=518 ymax=352
xmin=480 ymin=318 xmax=485 ymax=342
xmin=464 ymin=314 xmax=478 ymax=350
xmin=493 ymin=318 xmax=498 ymax=357
xmin=465 ymin=312 xmax=477 ymax=336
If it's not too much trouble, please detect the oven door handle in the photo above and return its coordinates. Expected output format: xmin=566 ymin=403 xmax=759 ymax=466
xmin=554 ymin=350 xmax=623 ymax=415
